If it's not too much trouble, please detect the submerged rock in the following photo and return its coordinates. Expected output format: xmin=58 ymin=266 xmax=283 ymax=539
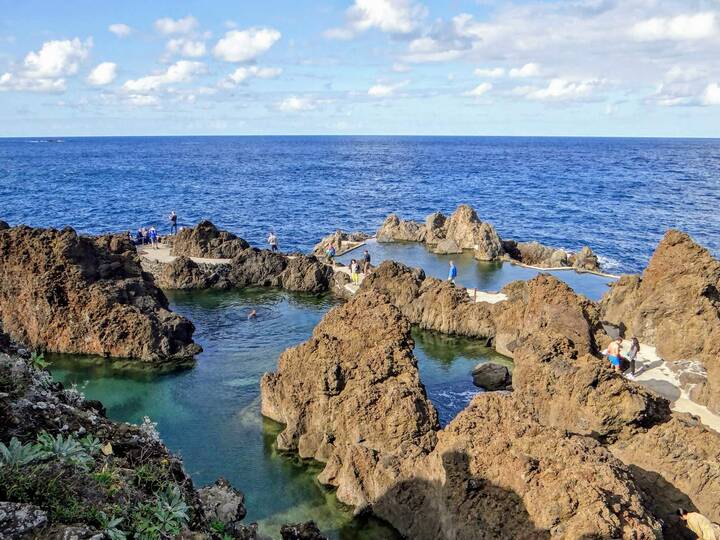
xmin=601 ymin=229 xmax=720 ymax=413
xmin=280 ymin=521 xmax=328 ymax=540
xmin=171 ymin=220 xmax=250 ymax=259
xmin=0 ymin=225 xmax=201 ymax=363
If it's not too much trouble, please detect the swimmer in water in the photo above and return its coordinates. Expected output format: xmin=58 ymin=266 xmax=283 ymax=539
xmin=248 ymin=309 xmax=257 ymax=319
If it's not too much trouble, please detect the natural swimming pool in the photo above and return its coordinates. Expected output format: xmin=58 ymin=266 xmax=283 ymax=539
xmin=338 ymin=239 xmax=617 ymax=301
xmin=51 ymin=287 xmax=508 ymax=539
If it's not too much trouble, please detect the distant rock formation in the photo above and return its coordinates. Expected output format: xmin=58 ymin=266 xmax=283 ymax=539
xmin=0 ymin=225 xmax=200 ymax=363
xmin=601 ymin=229 xmax=720 ymax=413
xmin=171 ymin=219 xmax=250 ymax=259
xmin=312 ymin=230 xmax=370 ymax=257
xmin=377 ymin=204 xmax=600 ymax=270
xmin=261 ymin=289 xmax=668 ymax=539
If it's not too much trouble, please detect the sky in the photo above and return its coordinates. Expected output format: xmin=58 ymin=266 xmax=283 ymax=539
xmin=1 ymin=0 xmax=720 ymax=137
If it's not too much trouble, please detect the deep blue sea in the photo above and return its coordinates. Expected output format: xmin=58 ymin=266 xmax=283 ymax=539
xmin=1 ymin=136 xmax=719 ymax=273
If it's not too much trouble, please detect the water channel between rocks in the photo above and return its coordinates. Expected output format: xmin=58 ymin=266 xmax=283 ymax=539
xmin=52 ymin=247 xmax=608 ymax=539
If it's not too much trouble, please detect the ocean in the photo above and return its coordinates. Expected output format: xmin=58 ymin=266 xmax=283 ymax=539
xmin=2 ymin=136 xmax=719 ymax=273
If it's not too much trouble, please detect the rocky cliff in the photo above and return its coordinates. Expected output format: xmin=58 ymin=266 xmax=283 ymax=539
xmin=376 ymin=204 xmax=600 ymax=270
xmin=601 ymin=230 xmax=720 ymax=413
xmin=171 ymin=220 xmax=250 ymax=259
xmin=0 ymin=226 xmax=200 ymax=363
xmin=260 ymin=288 xmax=689 ymax=539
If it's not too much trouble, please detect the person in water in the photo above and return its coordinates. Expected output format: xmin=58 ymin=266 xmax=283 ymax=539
xmin=267 ymin=231 xmax=279 ymax=252
xmin=248 ymin=309 xmax=257 ymax=319
xmin=169 ymin=210 xmax=178 ymax=235
xmin=677 ymin=508 xmax=720 ymax=539
xmin=607 ymin=337 xmax=623 ymax=373
xmin=448 ymin=260 xmax=458 ymax=284
xmin=362 ymin=249 xmax=371 ymax=274
xmin=627 ymin=336 xmax=641 ymax=379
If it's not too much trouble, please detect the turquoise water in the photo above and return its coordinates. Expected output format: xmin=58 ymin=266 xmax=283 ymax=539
xmin=51 ymin=288 xmax=506 ymax=539
xmin=339 ymin=239 xmax=616 ymax=301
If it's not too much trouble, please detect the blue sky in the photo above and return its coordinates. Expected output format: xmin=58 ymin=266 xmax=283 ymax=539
xmin=1 ymin=0 xmax=719 ymax=137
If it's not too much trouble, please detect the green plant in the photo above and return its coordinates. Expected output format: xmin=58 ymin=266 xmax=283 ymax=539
xmin=0 ymin=437 xmax=43 ymax=468
xmin=133 ymin=462 xmax=170 ymax=492
xmin=132 ymin=486 xmax=189 ymax=540
xmin=80 ymin=434 xmax=102 ymax=455
xmin=210 ymin=519 xmax=226 ymax=533
xmin=36 ymin=432 xmax=95 ymax=470
xmin=29 ymin=351 xmax=51 ymax=370
xmin=97 ymin=511 xmax=127 ymax=540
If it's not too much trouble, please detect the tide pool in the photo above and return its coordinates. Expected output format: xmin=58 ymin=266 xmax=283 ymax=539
xmin=51 ymin=288 xmax=505 ymax=539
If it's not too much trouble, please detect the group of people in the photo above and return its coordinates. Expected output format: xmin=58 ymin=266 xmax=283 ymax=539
xmin=605 ymin=336 xmax=641 ymax=379
xmin=348 ymin=250 xmax=372 ymax=284
xmin=133 ymin=226 xmax=159 ymax=248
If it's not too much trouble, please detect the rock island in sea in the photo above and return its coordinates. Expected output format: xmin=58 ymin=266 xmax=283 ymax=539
xmin=1 ymin=206 xmax=719 ymax=539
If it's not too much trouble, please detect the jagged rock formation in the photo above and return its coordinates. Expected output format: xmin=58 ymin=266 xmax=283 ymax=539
xmin=312 ymin=230 xmax=370 ymax=257
xmin=601 ymin=230 xmax=720 ymax=413
xmin=0 ymin=225 xmax=201 ymax=363
xmin=471 ymin=362 xmax=511 ymax=390
xmin=261 ymin=290 xmax=670 ymax=539
xmin=280 ymin=521 xmax=328 ymax=540
xmin=377 ymin=204 xmax=600 ymax=270
xmin=171 ymin=220 xmax=250 ymax=259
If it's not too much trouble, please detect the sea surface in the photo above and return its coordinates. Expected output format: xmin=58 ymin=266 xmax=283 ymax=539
xmin=2 ymin=136 xmax=719 ymax=273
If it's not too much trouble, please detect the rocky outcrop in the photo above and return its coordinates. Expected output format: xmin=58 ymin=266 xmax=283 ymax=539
xmin=171 ymin=220 xmax=250 ymax=259
xmin=312 ymin=230 xmax=370 ymax=257
xmin=610 ymin=414 xmax=720 ymax=538
xmin=261 ymin=291 xmax=666 ymax=539
xmin=280 ymin=521 xmax=328 ymax=540
xmin=0 ymin=502 xmax=48 ymax=538
xmin=377 ymin=204 xmax=601 ymax=270
xmin=197 ymin=478 xmax=248 ymax=537
xmin=0 ymin=226 xmax=201 ymax=363
xmin=376 ymin=214 xmax=426 ymax=243
xmin=471 ymin=362 xmax=511 ymax=390
xmin=150 ymin=256 xmax=232 ymax=290
xmin=600 ymin=230 xmax=720 ymax=412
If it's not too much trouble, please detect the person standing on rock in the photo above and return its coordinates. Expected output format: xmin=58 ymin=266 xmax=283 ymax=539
xmin=607 ymin=337 xmax=623 ymax=373
xmin=677 ymin=508 xmax=719 ymax=539
xmin=326 ymin=245 xmax=336 ymax=265
xmin=169 ymin=210 xmax=178 ymax=235
xmin=448 ymin=260 xmax=458 ymax=285
xmin=627 ymin=337 xmax=641 ymax=379
xmin=268 ymin=231 xmax=279 ymax=253
xmin=148 ymin=226 xmax=159 ymax=250
xmin=350 ymin=259 xmax=360 ymax=285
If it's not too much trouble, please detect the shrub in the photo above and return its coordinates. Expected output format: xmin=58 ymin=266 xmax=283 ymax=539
xmin=131 ymin=485 xmax=189 ymax=540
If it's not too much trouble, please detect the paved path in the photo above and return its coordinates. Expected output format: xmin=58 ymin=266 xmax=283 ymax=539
xmin=137 ymin=243 xmax=232 ymax=265
xmin=624 ymin=341 xmax=719 ymax=433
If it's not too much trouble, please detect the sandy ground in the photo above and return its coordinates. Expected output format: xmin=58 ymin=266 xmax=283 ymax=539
xmin=624 ymin=340 xmax=720 ymax=433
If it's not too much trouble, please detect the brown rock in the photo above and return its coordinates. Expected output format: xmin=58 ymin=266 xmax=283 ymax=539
xmin=600 ymin=230 xmax=720 ymax=412
xmin=280 ymin=521 xmax=327 ymax=540
xmin=610 ymin=414 xmax=720 ymax=538
xmin=0 ymin=226 xmax=200 ymax=363
xmin=424 ymin=212 xmax=446 ymax=246
xmin=171 ymin=220 xmax=250 ymax=259
xmin=376 ymin=214 xmax=426 ymax=243
xmin=430 ymin=237 xmax=461 ymax=254
xmin=155 ymin=256 xmax=230 ymax=290
xmin=571 ymin=246 xmax=600 ymax=271
xmin=312 ymin=230 xmax=370 ymax=257
xmin=510 ymin=241 xmax=568 ymax=268
xmin=471 ymin=362 xmax=511 ymax=390
xmin=276 ymin=255 xmax=334 ymax=294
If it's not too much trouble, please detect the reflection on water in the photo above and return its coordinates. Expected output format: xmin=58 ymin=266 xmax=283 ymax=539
xmin=50 ymin=288 xmax=510 ymax=538
xmin=339 ymin=239 xmax=616 ymax=301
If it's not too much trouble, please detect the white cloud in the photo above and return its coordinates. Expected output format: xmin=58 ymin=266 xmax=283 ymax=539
xmin=509 ymin=63 xmax=540 ymax=78
xmin=0 ymin=72 xmax=66 ymax=92
xmin=87 ymin=62 xmax=117 ymax=86
xmin=368 ymin=80 xmax=408 ymax=97
xmin=464 ymin=82 xmax=492 ymax=97
xmin=631 ymin=12 xmax=716 ymax=42
xmin=404 ymin=37 xmax=467 ymax=63
xmin=474 ymin=67 xmax=505 ymax=78
xmin=327 ymin=0 xmax=427 ymax=39
xmin=108 ymin=23 xmax=132 ymax=38
xmin=702 ymin=83 xmax=720 ymax=105
xmin=122 ymin=60 xmax=206 ymax=93
xmin=277 ymin=96 xmax=318 ymax=112
xmin=520 ymin=78 xmax=603 ymax=101
xmin=23 ymin=38 xmax=92 ymax=78
xmin=213 ymin=28 xmax=281 ymax=63
xmin=392 ymin=63 xmax=411 ymax=73
xmin=664 ymin=65 xmax=705 ymax=83
xmin=126 ymin=94 xmax=160 ymax=107
xmin=166 ymin=38 xmax=207 ymax=58
xmin=154 ymin=16 xmax=199 ymax=36
xmin=224 ymin=66 xmax=282 ymax=85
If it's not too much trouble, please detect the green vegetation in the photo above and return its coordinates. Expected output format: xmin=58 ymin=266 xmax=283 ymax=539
xmin=29 ymin=351 xmax=51 ymax=370
xmin=0 ymin=437 xmax=44 ymax=468
xmin=131 ymin=486 xmax=189 ymax=540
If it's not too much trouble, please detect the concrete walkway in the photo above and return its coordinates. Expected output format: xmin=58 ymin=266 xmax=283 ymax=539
xmin=624 ymin=340 xmax=720 ymax=433
xmin=137 ymin=243 xmax=232 ymax=265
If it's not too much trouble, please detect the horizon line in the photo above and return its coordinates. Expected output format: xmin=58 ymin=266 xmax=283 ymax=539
xmin=2 ymin=134 xmax=720 ymax=140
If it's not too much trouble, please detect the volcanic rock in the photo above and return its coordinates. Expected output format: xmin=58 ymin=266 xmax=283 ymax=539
xmin=280 ymin=521 xmax=328 ymax=540
xmin=572 ymin=245 xmax=600 ymax=271
xmin=312 ymin=230 xmax=370 ymax=257
xmin=471 ymin=362 xmax=511 ymax=390
xmin=277 ymin=255 xmax=334 ymax=294
xmin=376 ymin=214 xmax=426 ymax=243
xmin=197 ymin=477 xmax=248 ymax=536
xmin=0 ymin=225 xmax=200 ymax=363
xmin=0 ymin=502 xmax=48 ymax=538
xmin=600 ymin=229 xmax=720 ymax=412
xmin=154 ymin=255 xmax=231 ymax=290
xmin=171 ymin=220 xmax=250 ymax=259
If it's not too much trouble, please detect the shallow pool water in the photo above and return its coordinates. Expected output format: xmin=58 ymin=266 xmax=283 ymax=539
xmin=339 ymin=239 xmax=616 ymax=301
xmin=51 ymin=288 xmax=505 ymax=539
